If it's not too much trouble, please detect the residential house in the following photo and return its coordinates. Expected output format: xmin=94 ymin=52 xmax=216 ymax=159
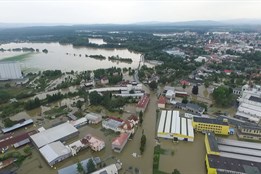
xmin=136 ymin=94 xmax=150 ymax=113
xmin=112 ymin=133 xmax=130 ymax=153
xmin=84 ymin=134 xmax=105 ymax=152
xmin=118 ymin=121 xmax=134 ymax=134
xmin=127 ymin=115 xmax=139 ymax=126
xmin=158 ymin=96 xmax=166 ymax=109
xmin=102 ymin=117 xmax=123 ymax=132
xmin=100 ymin=77 xmax=109 ymax=85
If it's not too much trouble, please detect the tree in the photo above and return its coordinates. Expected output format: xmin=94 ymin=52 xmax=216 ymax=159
xmin=149 ymin=81 xmax=158 ymax=90
xmin=89 ymin=91 xmax=103 ymax=105
xmin=172 ymin=169 xmax=181 ymax=174
xmin=76 ymin=100 xmax=83 ymax=110
xmin=182 ymin=84 xmax=186 ymax=90
xmin=77 ymin=162 xmax=84 ymax=174
xmin=139 ymin=111 xmax=143 ymax=125
xmin=181 ymin=97 xmax=188 ymax=104
xmin=140 ymin=134 xmax=147 ymax=154
xmin=212 ymin=86 xmax=235 ymax=107
xmin=87 ymin=159 xmax=96 ymax=174
xmin=192 ymin=85 xmax=199 ymax=95
xmin=204 ymin=80 xmax=210 ymax=88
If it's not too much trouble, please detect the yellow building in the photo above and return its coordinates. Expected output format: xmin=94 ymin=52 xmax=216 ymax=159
xmin=204 ymin=132 xmax=261 ymax=174
xmin=192 ymin=117 xmax=229 ymax=135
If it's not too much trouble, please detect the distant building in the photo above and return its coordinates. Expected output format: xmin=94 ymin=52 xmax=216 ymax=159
xmin=223 ymin=69 xmax=233 ymax=75
xmin=0 ymin=62 xmax=23 ymax=80
xmin=195 ymin=56 xmax=208 ymax=62
xmin=112 ymin=133 xmax=130 ymax=153
xmin=237 ymin=125 xmax=261 ymax=142
xmin=100 ymin=77 xmax=109 ymax=85
xmin=39 ymin=141 xmax=71 ymax=166
xmin=136 ymin=94 xmax=150 ymax=113
xmin=157 ymin=110 xmax=194 ymax=142
xmin=85 ymin=113 xmax=102 ymax=124
xmin=192 ymin=117 xmax=229 ymax=135
xmin=30 ymin=122 xmax=79 ymax=148
xmin=157 ymin=96 xmax=166 ymax=109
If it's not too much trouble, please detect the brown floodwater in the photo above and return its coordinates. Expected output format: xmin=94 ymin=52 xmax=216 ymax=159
xmin=16 ymin=87 xmax=208 ymax=174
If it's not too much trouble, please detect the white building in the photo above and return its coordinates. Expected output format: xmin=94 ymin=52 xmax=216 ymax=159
xmin=236 ymin=84 xmax=261 ymax=123
xmin=0 ymin=62 xmax=23 ymax=80
xmin=85 ymin=113 xmax=102 ymax=124
xmin=91 ymin=164 xmax=119 ymax=174
xmin=39 ymin=141 xmax=71 ymax=166
xmin=30 ymin=122 xmax=79 ymax=148
xmin=157 ymin=110 xmax=194 ymax=142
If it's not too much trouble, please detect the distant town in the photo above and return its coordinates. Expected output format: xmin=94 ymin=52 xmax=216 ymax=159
xmin=0 ymin=24 xmax=260 ymax=174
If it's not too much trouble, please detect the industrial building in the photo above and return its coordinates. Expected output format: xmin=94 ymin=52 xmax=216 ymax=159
xmin=237 ymin=125 xmax=261 ymax=142
xmin=2 ymin=119 xmax=34 ymax=134
xmin=30 ymin=122 xmax=79 ymax=148
xmin=91 ymin=164 xmax=119 ymax=174
xmin=85 ymin=112 xmax=102 ymax=124
xmin=157 ymin=110 xmax=194 ymax=142
xmin=57 ymin=157 xmax=101 ymax=174
xmin=192 ymin=117 xmax=229 ymax=135
xmin=0 ymin=62 xmax=23 ymax=80
xmin=39 ymin=141 xmax=71 ymax=166
xmin=236 ymin=84 xmax=261 ymax=123
xmin=205 ymin=132 xmax=261 ymax=174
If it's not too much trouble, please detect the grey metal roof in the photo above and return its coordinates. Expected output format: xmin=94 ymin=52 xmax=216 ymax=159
xmin=193 ymin=117 xmax=229 ymax=126
xmin=186 ymin=103 xmax=204 ymax=112
xmin=206 ymin=132 xmax=219 ymax=153
xmin=249 ymin=96 xmax=261 ymax=103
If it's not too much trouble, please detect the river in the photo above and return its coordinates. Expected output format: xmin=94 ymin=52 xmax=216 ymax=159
xmin=0 ymin=40 xmax=141 ymax=72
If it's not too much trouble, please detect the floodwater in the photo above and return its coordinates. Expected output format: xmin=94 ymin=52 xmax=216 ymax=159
xmin=0 ymin=42 xmax=141 ymax=72
xmin=15 ymin=86 xmax=207 ymax=174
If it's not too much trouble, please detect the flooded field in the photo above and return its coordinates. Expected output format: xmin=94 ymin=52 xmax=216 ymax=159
xmin=0 ymin=42 xmax=141 ymax=72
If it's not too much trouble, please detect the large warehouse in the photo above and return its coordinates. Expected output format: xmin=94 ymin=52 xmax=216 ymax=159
xmin=205 ymin=132 xmax=261 ymax=174
xmin=30 ymin=122 xmax=79 ymax=148
xmin=0 ymin=62 xmax=23 ymax=80
xmin=157 ymin=110 xmax=194 ymax=142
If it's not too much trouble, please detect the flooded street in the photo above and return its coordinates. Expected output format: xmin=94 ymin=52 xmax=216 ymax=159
xmin=15 ymin=86 xmax=208 ymax=174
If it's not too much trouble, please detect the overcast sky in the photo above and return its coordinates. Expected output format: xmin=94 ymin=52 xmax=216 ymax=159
xmin=0 ymin=0 xmax=261 ymax=24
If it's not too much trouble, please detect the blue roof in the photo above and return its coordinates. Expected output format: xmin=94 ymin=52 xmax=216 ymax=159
xmin=2 ymin=119 xmax=34 ymax=133
xmin=58 ymin=157 xmax=101 ymax=174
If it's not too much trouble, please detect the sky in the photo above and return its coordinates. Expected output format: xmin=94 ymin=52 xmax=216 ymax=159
xmin=0 ymin=0 xmax=261 ymax=24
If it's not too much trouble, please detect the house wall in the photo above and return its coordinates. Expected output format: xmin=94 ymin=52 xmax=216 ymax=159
xmin=49 ymin=153 xmax=71 ymax=166
xmin=112 ymin=135 xmax=130 ymax=153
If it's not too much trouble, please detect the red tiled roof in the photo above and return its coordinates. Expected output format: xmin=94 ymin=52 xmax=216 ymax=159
xmin=127 ymin=115 xmax=138 ymax=121
xmin=119 ymin=120 xmax=133 ymax=130
xmin=112 ymin=133 xmax=129 ymax=146
xmin=158 ymin=96 xmax=166 ymax=104
xmin=136 ymin=94 xmax=150 ymax=108
xmin=108 ymin=116 xmax=124 ymax=122
xmin=180 ymin=80 xmax=190 ymax=85
xmin=224 ymin=69 xmax=233 ymax=73
xmin=0 ymin=130 xmax=36 ymax=149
